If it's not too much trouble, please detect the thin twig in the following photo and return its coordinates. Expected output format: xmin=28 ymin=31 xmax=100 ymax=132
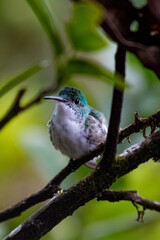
xmin=0 ymin=89 xmax=26 ymax=129
xmin=118 ymin=110 xmax=160 ymax=143
xmin=0 ymin=84 xmax=59 ymax=130
xmin=98 ymin=190 xmax=160 ymax=212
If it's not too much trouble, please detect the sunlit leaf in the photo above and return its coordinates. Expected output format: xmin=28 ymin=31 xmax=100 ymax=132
xmin=0 ymin=60 xmax=49 ymax=98
xmin=26 ymin=0 xmax=64 ymax=56
xmin=66 ymin=58 xmax=127 ymax=89
xmin=67 ymin=2 xmax=107 ymax=51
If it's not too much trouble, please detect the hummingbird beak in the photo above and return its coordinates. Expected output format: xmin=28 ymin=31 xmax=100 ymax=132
xmin=43 ymin=96 xmax=67 ymax=102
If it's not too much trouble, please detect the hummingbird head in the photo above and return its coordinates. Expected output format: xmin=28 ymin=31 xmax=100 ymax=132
xmin=44 ymin=87 xmax=89 ymax=115
xmin=58 ymin=87 xmax=88 ymax=107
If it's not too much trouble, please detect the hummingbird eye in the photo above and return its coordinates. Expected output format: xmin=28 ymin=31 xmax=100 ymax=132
xmin=75 ymin=99 xmax=79 ymax=105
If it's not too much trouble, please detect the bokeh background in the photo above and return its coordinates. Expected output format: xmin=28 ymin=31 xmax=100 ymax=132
xmin=0 ymin=0 xmax=160 ymax=239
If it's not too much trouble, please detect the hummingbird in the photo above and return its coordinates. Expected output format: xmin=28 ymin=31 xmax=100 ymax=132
xmin=44 ymin=87 xmax=107 ymax=168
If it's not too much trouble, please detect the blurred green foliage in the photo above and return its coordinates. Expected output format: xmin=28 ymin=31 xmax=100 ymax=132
xmin=0 ymin=0 xmax=160 ymax=240
xmin=67 ymin=1 xmax=107 ymax=51
xmin=26 ymin=0 xmax=64 ymax=56
xmin=131 ymin=0 xmax=147 ymax=9
xmin=0 ymin=60 xmax=49 ymax=97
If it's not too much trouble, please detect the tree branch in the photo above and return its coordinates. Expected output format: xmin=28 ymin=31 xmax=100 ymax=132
xmin=100 ymin=46 xmax=126 ymax=168
xmin=3 ymin=130 xmax=160 ymax=240
xmin=0 ymin=84 xmax=59 ymax=130
xmin=1 ymin=108 xmax=160 ymax=223
xmin=0 ymin=89 xmax=26 ymax=129
xmin=118 ymin=110 xmax=160 ymax=142
xmin=98 ymin=190 xmax=160 ymax=212
xmin=0 ymin=144 xmax=104 ymax=223
xmin=116 ymin=129 xmax=160 ymax=178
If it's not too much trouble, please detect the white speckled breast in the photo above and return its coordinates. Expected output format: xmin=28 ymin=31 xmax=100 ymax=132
xmin=49 ymin=102 xmax=107 ymax=159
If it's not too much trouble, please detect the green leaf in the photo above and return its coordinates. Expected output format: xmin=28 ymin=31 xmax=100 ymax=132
xmin=0 ymin=60 xmax=49 ymax=98
xmin=67 ymin=2 xmax=107 ymax=51
xmin=26 ymin=0 xmax=64 ymax=56
xmin=65 ymin=58 xmax=127 ymax=90
xmin=131 ymin=0 xmax=147 ymax=9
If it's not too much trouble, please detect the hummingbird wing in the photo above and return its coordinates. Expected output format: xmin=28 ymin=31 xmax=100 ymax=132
xmin=83 ymin=108 xmax=107 ymax=168
xmin=84 ymin=108 xmax=107 ymax=148
xmin=48 ymin=119 xmax=55 ymax=145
